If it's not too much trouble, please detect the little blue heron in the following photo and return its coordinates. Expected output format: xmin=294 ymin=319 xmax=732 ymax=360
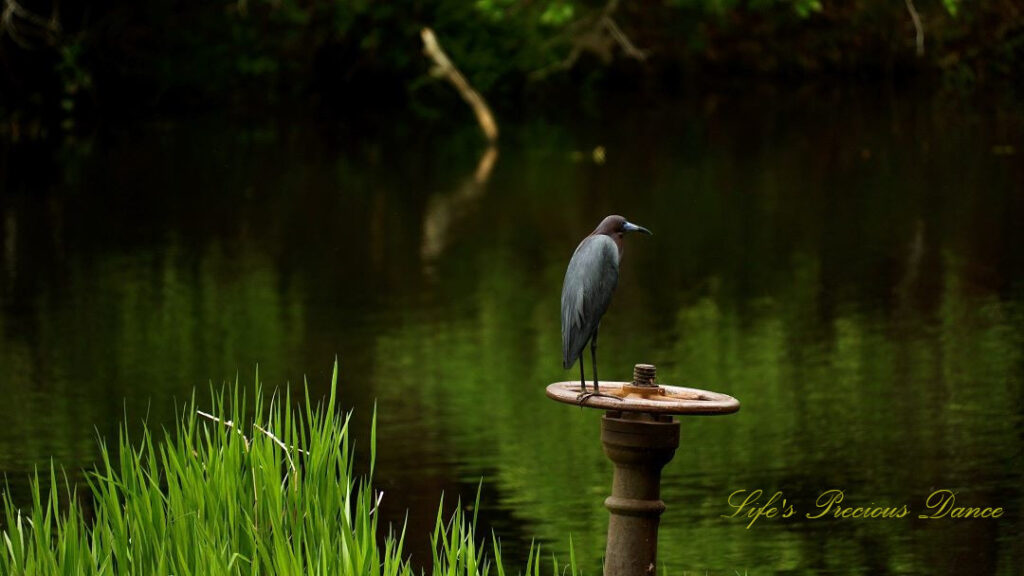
xmin=561 ymin=215 xmax=652 ymax=400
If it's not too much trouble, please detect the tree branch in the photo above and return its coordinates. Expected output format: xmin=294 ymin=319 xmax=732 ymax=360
xmin=602 ymin=15 xmax=648 ymax=62
xmin=421 ymin=27 xmax=499 ymax=143
xmin=529 ymin=0 xmax=647 ymax=81
xmin=0 ymin=0 xmax=61 ymax=49
xmin=904 ymin=0 xmax=925 ymax=57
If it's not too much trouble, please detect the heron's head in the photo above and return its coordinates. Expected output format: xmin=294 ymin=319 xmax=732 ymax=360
xmin=593 ymin=215 xmax=653 ymax=239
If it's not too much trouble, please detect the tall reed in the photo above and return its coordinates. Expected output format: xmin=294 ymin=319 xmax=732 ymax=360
xmin=0 ymin=364 xmax=569 ymax=575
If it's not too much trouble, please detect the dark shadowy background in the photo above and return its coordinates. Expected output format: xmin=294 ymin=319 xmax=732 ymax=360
xmin=0 ymin=0 xmax=1021 ymax=129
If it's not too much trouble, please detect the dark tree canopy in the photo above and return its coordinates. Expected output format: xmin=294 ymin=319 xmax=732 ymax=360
xmin=0 ymin=0 xmax=1020 ymax=122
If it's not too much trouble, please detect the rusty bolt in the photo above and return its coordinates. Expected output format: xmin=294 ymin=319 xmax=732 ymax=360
xmin=633 ymin=363 xmax=657 ymax=387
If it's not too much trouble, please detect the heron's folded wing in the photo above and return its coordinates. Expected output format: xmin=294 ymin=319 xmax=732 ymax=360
xmin=561 ymin=236 xmax=620 ymax=368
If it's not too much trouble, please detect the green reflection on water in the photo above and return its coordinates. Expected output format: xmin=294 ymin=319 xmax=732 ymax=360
xmin=0 ymin=88 xmax=1022 ymax=575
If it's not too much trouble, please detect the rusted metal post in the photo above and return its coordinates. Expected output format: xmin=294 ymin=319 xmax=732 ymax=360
xmin=601 ymin=364 xmax=679 ymax=576
xmin=602 ymin=411 xmax=678 ymax=576
xmin=545 ymin=363 xmax=740 ymax=576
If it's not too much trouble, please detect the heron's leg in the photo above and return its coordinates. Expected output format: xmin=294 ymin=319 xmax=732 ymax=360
xmin=578 ymin=353 xmax=587 ymax=393
xmin=576 ymin=351 xmax=590 ymax=406
xmin=576 ymin=329 xmax=622 ymax=404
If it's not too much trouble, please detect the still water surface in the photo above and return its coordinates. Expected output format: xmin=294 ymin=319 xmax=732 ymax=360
xmin=1 ymin=86 xmax=1022 ymax=574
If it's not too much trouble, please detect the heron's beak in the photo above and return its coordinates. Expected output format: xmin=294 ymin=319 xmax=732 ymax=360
xmin=623 ymin=221 xmax=653 ymax=235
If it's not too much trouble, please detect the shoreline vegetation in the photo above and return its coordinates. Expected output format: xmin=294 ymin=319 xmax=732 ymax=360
xmin=0 ymin=364 xmax=573 ymax=575
xmin=0 ymin=0 xmax=1021 ymax=132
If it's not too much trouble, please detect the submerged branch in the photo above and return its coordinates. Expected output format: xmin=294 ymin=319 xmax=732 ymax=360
xmin=421 ymin=145 xmax=498 ymax=262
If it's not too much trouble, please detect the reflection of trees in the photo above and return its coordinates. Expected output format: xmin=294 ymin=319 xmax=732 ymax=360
xmin=2 ymin=210 xmax=14 ymax=284
xmin=1 ymin=92 xmax=1021 ymax=574
xmin=371 ymin=193 xmax=1023 ymax=574
xmin=0 ymin=238 xmax=305 ymax=478
xmin=362 ymin=94 xmax=1024 ymax=569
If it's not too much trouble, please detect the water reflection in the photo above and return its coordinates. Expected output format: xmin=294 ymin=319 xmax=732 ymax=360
xmin=422 ymin=145 xmax=498 ymax=263
xmin=0 ymin=87 xmax=1022 ymax=574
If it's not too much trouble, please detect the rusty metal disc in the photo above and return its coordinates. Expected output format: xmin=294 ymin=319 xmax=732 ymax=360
xmin=546 ymin=381 xmax=740 ymax=415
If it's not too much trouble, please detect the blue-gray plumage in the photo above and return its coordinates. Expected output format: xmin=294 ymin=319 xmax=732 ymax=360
xmin=561 ymin=215 xmax=652 ymax=399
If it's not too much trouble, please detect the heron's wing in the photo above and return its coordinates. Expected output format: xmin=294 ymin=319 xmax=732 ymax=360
xmin=561 ymin=235 xmax=620 ymax=369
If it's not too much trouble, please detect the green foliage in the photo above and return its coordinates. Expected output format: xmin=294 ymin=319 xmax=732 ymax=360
xmin=475 ymin=0 xmax=516 ymax=22
xmin=792 ymin=0 xmax=822 ymax=19
xmin=0 ymin=364 xmax=574 ymax=575
xmin=539 ymin=2 xmax=575 ymax=26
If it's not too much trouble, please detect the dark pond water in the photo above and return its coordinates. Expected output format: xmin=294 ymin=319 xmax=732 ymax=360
xmin=1 ymin=85 xmax=1022 ymax=575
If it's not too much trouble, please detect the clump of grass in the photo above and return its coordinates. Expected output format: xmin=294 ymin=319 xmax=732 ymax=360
xmin=0 ymin=364 xmax=569 ymax=575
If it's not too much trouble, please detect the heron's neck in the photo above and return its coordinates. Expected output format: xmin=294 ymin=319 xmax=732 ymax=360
xmin=591 ymin=231 xmax=624 ymax=255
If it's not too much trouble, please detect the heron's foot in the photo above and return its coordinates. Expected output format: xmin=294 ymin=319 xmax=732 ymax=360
xmin=576 ymin=390 xmax=624 ymax=405
xmin=576 ymin=387 xmax=589 ymax=406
